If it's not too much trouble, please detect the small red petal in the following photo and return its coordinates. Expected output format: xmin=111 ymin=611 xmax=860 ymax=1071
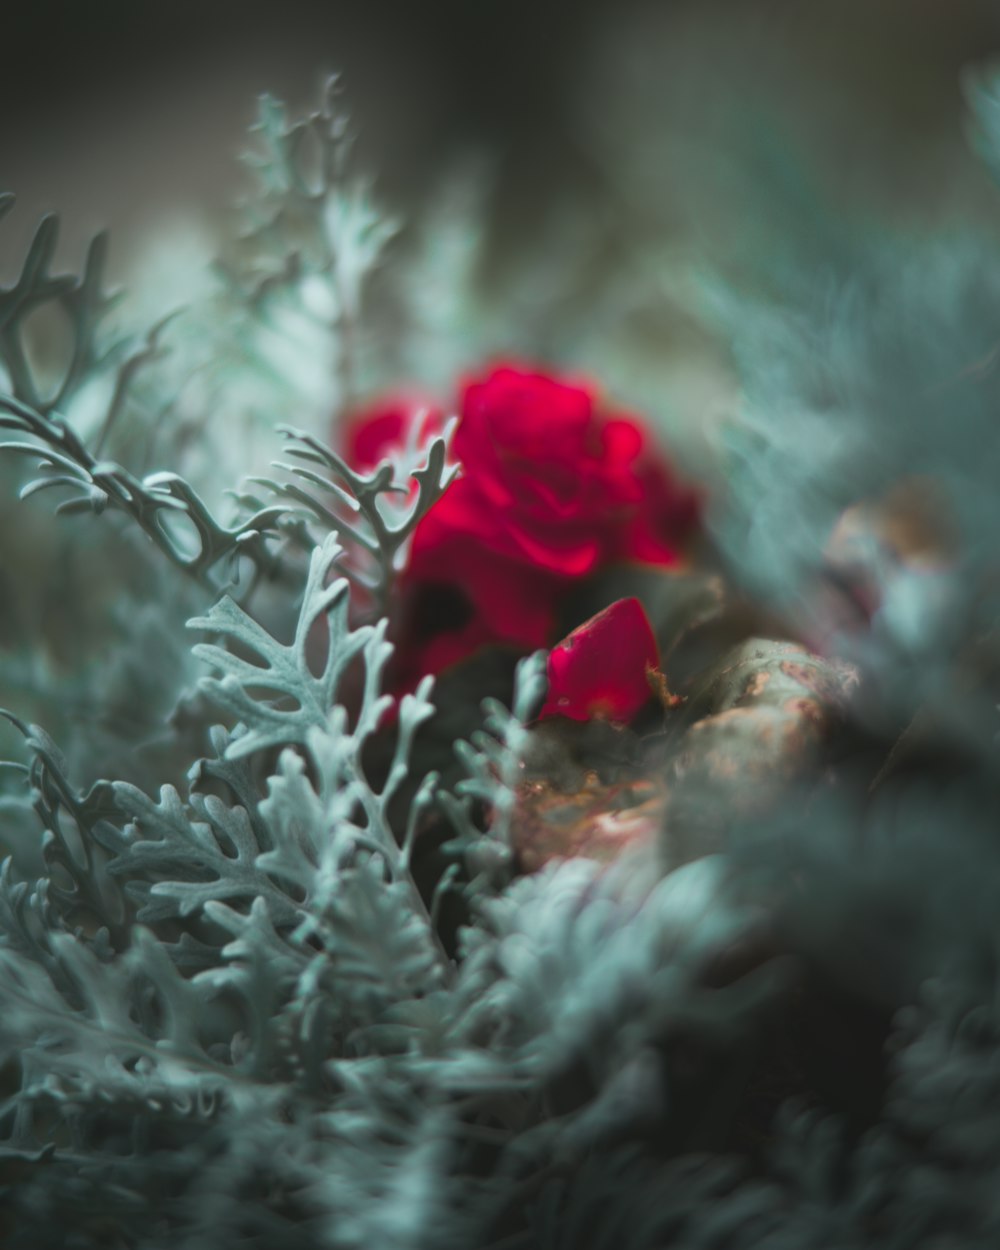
xmin=601 ymin=416 xmax=644 ymax=463
xmin=539 ymin=598 xmax=660 ymax=724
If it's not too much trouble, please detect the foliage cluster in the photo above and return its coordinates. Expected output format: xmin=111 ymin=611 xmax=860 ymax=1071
xmin=3 ymin=72 xmax=1000 ymax=1249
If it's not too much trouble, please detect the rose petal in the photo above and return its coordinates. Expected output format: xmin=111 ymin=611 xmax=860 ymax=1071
xmin=539 ymin=597 xmax=660 ymax=724
xmin=458 ymin=366 xmax=595 ymax=465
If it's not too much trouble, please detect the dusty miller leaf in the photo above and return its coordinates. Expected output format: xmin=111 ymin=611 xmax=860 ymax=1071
xmin=236 ymin=417 xmax=459 ymax=618
xmin=189 ymin=532 xmax=383 ymax=755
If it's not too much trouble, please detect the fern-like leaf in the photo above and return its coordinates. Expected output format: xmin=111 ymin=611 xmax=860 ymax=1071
xmin=189 ymin=532 xmax=382 ymax=755
xmin=440 ymin=651 xmax=548 ymax=889
xmin=0 ymin=392 xmax=288 ymax=587
xmin=222 ymin=76 xmax=399 ymax=407
xmin=236 ymin=417 xmax=459 ymax=618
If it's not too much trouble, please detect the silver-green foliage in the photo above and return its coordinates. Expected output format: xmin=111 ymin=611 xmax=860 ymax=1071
xmin=10 ymin=63 xmax=1000 ymax=1250
xmin=0 ymin=77 xmax=408 ymax=602
xmin=0 ymin=196 xmax=286 ymax=590
xmin=222 ymin=75 xmax=398 ymax=408
xmin=235 ymin=418 xmax=459 ymax=617
xmin=0 ymin=528 xmax=455 ymax=1243
xmin=0 ymin=389 xmax=287 ymax=587
xmin=438 ymin=650 xmax=547 ymax=890
xmin=0 ymin=192 xmax=132 ymax=433
xmin=0 ymin=550 xmax=798 ymax=1246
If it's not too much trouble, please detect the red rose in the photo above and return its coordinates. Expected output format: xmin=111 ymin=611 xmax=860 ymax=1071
xmin=341 ymin=365 xmax=701 ymax=685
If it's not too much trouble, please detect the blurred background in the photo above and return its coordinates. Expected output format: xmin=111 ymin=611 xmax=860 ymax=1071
xmin=6 ymin=0 xmax=1000 ymax=270
xmin=6 ymin=0 xmax=1000 ymax=784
